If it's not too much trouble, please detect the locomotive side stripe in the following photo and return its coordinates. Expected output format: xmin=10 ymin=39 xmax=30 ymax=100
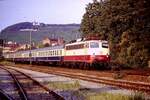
xmin=64 ymin=55 xmax=90 ymax=62
xmin=64 ymin=55 xmax=110 ymax=63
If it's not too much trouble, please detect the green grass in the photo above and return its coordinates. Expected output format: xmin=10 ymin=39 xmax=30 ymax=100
xmin=48 ymin=80 xmax=80 ymax=90
xmin=85 ymin=92 xmax=145 ymax=100
xmin=0 ymin=61 xmax=15 ymax=65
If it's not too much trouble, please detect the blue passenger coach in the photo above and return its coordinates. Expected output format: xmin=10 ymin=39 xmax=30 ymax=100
xmin=4 ymin=45 xmax=64 ymax=64
xmin=33 ymin=45 xmax=64 ymax=63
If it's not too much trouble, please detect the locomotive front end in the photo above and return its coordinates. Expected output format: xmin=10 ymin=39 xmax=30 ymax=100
xmin=88 ymin=40 xmax=110 ymax=64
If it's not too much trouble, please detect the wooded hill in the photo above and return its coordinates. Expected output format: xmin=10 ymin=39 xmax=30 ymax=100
xmin=0 ymin=22 xmax=81 ymax=44
xmin=80 ymin=0 xmax=150 ymax=68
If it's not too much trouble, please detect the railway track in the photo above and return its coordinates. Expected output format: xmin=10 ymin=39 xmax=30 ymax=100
xmin=14 ymin=65 xmax=150 ymax=93
xmin=0 ymin=89 xmax=13 ymax=100
xmin=0 ymin=65 xmax=64 ymax=100
xmin=51 ymin=71 xmax=150 ymax=92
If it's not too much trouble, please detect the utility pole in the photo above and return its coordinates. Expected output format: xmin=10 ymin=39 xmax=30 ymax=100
xmin=20 ymin=22 xmax=37 ymax=65
xmin=0 ymin=39 xmax=3 ymax=60
xmin=29 ymin=30 xmax=32 ymax=65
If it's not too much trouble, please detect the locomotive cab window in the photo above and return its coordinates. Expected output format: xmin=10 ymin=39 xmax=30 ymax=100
xmin=90 ymin=42 xmax=99 ymax=48
xmin=102 ymin=42 xmax=108 ymax=48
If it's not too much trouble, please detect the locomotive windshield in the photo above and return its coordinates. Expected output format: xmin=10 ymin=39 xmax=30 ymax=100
xmin=90 ymin=42 xmax=99 ymax=48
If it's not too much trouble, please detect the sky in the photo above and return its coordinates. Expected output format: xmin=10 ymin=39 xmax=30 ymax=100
xmin=0 ymin=0 xmax=92 ymax=31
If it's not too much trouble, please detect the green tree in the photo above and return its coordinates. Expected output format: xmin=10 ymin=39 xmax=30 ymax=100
xmin=80 ymin=0 xmax=110 ymax=39
xmin=80 ymin=0 xmax=150 ymax=68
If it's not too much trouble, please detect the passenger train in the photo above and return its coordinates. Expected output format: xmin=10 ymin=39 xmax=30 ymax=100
xmin=3 ymin=38 xmax=110 ymax=69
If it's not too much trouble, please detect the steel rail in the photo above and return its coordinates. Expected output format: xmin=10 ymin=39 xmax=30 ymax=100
xmin=5 ymin=66 xmax=64 ymax=100
xmin=3 ymin=64 xmax=150 ymax=93
xmin=14 ymin=65 xmax=150 ymax=92
xmin=0 ymin=66 xmax=28 ymax=100
xmin=0 ymin=89 xmax=14 ymax=100
xmin=48 ymin=70 xmax=150 ymax=92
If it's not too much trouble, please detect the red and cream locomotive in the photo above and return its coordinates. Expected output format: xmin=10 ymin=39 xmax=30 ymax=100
xmin=3 ymin=38 xmax=110 ymax=69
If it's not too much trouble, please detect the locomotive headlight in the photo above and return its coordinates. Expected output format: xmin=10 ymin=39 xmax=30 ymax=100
xmin=91 ymin=53 xmax=95 ymax=58
xmin=93 ymin=53 xmax=95 ymax=55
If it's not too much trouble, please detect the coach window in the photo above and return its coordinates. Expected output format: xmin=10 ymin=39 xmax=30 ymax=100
xmin=34 ymin=53 xmax=36 ymax=57
xmin=56 ymin=50 xmax=58 ymax=55
xmin=32 ymin=53 xmax=34 ymax=57
xmin=49 ymin=51 xmax=51 ymax=55
xmin=55 ymin=50 xmax=57 ymax=55
xmin=56 ymin=50 xmax=57 ymax=55
xmin=46 ymin=51 xmax=48 ymax=56
xmin=60 ymin=50 xmax=62 ymax=55
xmin=43 ymin=52 xmax=45 ymax=56
xmin=42 ymin=52 xmax=44 ymax=56
xmin=51 ymin=51 xmax=53 ymax=56
xmin=90 ymin=42 xmax=99 ymax=48
xmin=57 ymin=50 xmax=59 ymax=55
xmin=52 ymin=50 xmax=54 ymax=55
xmin=57 ymin=50 xmax=58 ymax=55
xmin=54 ymin=50 xmax=56 ymax=55
xmin=31 ymin=53 xmax=33 ymax=57
xmin=50 ymin=51 xmax=52 ymax=55
xmin=45 ymin=51 xmax=47 ymax=56
xmin=44 ymin=52 xmax=46 ymax=56
xmin=53 ymin=51 xmax=54 ymax=55
xmin=44 ymin=51 xmax=47 ymax=56
xmin=41 ymin=52 xmax=43 ymax=56
xmin=48 ymin=51 xmax=50 ymax=55
xmin=53 ymin=51 xmax=55 ymax=55
xmin=45 ymin=52 xmax=47 ymax=56
xmin=58 ymin=50 xmax=59 ymax=55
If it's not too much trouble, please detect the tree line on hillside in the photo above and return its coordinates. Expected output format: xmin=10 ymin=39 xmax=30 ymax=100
xmin=0 ymin=22 xmax=81 ymax=44
xmin=80 ymin=0 xmax=150 ymax=68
